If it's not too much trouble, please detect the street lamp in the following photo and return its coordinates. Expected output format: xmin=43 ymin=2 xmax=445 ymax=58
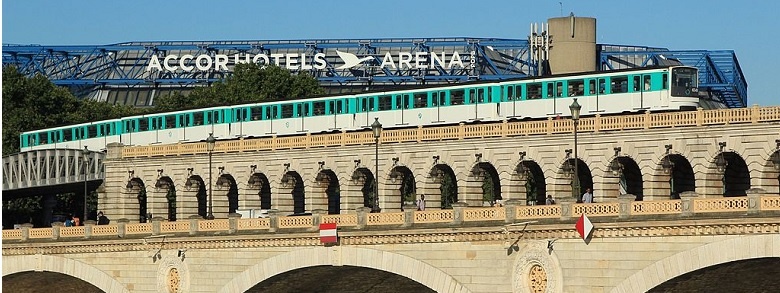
xmin=371 ymin=118 xmax=383 ymax=212
xmin=206 ymin=133 xmax=216 ymax=220
xmin=716 ymin=142 xmax=728 ymax=195
xmin=82 ymin=146 xmax=89 ymax=223
xmin=569 ymin=98 xmax=582 ymax=201
xmin=661 ymin=144 xmax=675 ymax=199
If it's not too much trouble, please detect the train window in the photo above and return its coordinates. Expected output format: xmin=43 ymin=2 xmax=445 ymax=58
xmin=213 ymin=110 xmax=222 ymax=123
xmin=643 ymin=75 xmax=652 ymax=91
xmin=139 ymin=118 xmax=149 ymax=131
xmin=281 ymin=104 xmax=294 ymax=118
xmin=507 ymin=85 xmax=516 ymax=101
xmin=403 ymin=95 xmax=411 ymax=109
xmin=478 ymin=88 xmax=486 ymax=103
xmin=568 ymin=80 xmax=584 ymax=97
xmin=378 ymin=95 xmax=392 ymax=111
xmin=546 ymin=84 xmax=554 ymax=98
xmin=63 ymin=130 xmax=73 ymax=142
xmin=611 ymin=77 xmax=628 ymax=93
xmin=337 ymin=100 xmax=344 ymax=114
xmin=556 ymin=82 xmax=564 ymax=97
xmin=633 ymin=76 xmax=641 ymax=92
xmin=87 ymin=125 xmax=98 ymax=138
xmin=598 ymin=78 xmax=607 ymax=94
xmin=194 ymin=112 xmax=204 ymax=126
xmin=250 ymin=107 xmax=263 ymax=120
xmin=271 ymin=106 xmax=279 ymax=119
xmin=313 ymin=102 xmax=326 ymax=116
xmin=527 ymin=83 xmax=541 ymax=99
xmin=40 ymin=133 xmax=49 ymax=145
xmin=369 ymin=97 xmax=376 ymax=111
xmin=451 ymin=89 xmax=465 ymax=105
xmin=662 ymin=73 xmax=668 ymax=89
xmin=414 ymin=92 xmax=426 ymax=108
xmin=588 ymin=80 xmax=596 ymax=94
xmin=360 ymin=98 xmax=368 ymax=112
xmin=165 ymin=115 xmax=175 ymax=129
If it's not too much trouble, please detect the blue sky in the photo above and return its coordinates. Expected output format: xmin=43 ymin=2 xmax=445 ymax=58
xmin=3 ymin=0 xmax=778 ymax=106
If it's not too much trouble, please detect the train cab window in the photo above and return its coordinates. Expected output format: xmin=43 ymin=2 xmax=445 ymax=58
xmin=527 ymin=83 xmax=541 ymax=99
xmin=611 ymin=77 xmax=628 ymax=93
xmin=414 ymin=92 xmax=426 ymax=108
xmin=568 ymin=80 xmax=584 ymax=97
xmin=378 ymin=95 xmax=392 ymax=111
xmin=451 ymin=89 xmax=465 ymax=105
xmin=281 ymin=104 xmax=294 ymax=118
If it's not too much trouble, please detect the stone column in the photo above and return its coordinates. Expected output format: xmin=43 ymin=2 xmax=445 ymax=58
xmin=84 ymin=220 xmax=97 ymax=239
xmin=558 ymin=195 xmax=575 ymax=221
xmin=188 ymin=215 xmax=201 ymax=236
xmin=116 ymin=218 xmax=129 ymax=238
xmin=20 ymin=223 xmax=33 ymax=241
xmin=452 ymin=202 xmax=468 ymax=225
xmin=151 ymin=216 xmax=164 ymax=235
xmin=503 ymin=199 xmax=522 ymax=224
xmin=355 ymin=207 xmax=370 ymax=229
xmin=618 ymin=194 xmax=635 ymax=219
xmin=267 ymin=209 xmax=280 ymax=233
xmin=312 ymin=209 xmax=327 ymax=231
xmin=51 ymin=222 xmax=63 ymax=240
xmin=402 ymin=204 xmax=416 ymax=228
xmin=680 ymin=191 xmax=699 ymax=217
xmin=746 ymin=188 xmax=765 ymax=215
xmin=228 ymin=213 xmax=241 ymax=234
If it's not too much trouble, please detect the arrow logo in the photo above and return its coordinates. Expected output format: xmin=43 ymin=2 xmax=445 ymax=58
xmin=336 ymin=50 xmax=373 ymax=69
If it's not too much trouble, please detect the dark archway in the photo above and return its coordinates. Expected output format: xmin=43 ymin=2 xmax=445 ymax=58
xmin=431 ymin=164 xmax=457 ymax=209
xmin=184 ymin=175 xmax=206 ymax=218
xmin=352 ymin=167 xmax=375 ymax=209
xmin=649 ymin=257 xmax=780 ymax=292
xmin=771 ymin=150 xmax=780 ymax=195
xmin=3 ymin=271 xmax=104 ymax=293
xmin=391 ymin=166 xmax=416 ymax=211
xmin=249 ymin=173 xmax=272 ymax=210
xmin=127 ymin=178 xmax=147 ymax=222
xmin=472 ymin=162 xmax=501 ymax=206
xmin=283 ymin=171 xmax=306 ymax=214
xmin=246 ymin=265 xmax=435 ymax=293
xmin=563 ymin=158 xmax=593 ymax=202
xmin=316 ymin=169 xmax=340 ymax=214
xmin=155 ymin=176 xmax=176 ymax=221
xmin=717 ymin=151 xmax=750 ymax=196
xmin=517 ymin=161 xmax=546 ymax=205
xmin=662 ymin=154 xmax=695 ymax=199
xmin=611 ymin=156 xmax=643 ymax=200
xmin=217 ymin=174 xmax=239 ymax=213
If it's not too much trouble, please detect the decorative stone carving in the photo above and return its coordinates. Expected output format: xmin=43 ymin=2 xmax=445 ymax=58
xmin=157 ymin=254 xmax=189 ymax=293
xmin=513 ymin=240 xmax=562 ymax=293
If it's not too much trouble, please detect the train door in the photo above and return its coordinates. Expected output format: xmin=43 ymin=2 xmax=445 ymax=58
xmin=265 ymin=105 xmax=278 ymax=134
xmin=630 ymin=74 xmax=653 ymax=110
xmin=468 ymin=88 xmax=484 ymax=121
xmin=432 ymin=90 xmax=446 ymax=123
xmin=150 ymin=116 xmax=162 ymax=144
xmin=298 ymin=102 xmax=309 ymax=133
xmin=660 ymin=72 xmax=670 ymax=107
xmin=231 ymin=107 xmax=246 ymax=137
xmin=395 ymin=94 xmax=410 ymax=125
xmin=120 ymin=119 xmax=136 ymax=146
xmin=358 ymin=96 xmax=371 ymax=127
xmin=328 ymin=99 xmax=342 ymax=130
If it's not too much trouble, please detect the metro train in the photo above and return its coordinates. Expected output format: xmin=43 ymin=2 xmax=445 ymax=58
xmin=20 ymin=66 xmax=718 ymax=152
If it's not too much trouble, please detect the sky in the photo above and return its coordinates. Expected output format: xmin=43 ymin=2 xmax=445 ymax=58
xmin=2 ymin=0 xmax=778 ymax=106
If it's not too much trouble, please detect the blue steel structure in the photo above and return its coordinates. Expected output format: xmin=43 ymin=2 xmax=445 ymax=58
xmin=3 ymin=38 xmax=748 ymax=108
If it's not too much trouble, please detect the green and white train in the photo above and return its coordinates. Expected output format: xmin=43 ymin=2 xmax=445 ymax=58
xmin=20 ymin=66 xmax=717 ymax=152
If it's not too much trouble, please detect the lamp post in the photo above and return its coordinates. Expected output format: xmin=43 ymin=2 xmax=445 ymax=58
xmin=569 ymin=98 xmax=582 ymax=201
xmin=371 ymin=118 xmax=383 ymax=212
xmin=661 ymin=145 xmax=675 ymax=199
xmin=82 ymin=146 xmax=89 ymax=222
xmin=206 ymin=133 xmax=216 ymax=220
xmin=716 ymin=142 xmax=728 ymax=196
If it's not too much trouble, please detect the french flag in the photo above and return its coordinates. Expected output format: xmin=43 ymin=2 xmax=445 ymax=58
xmin=319 ymin=222 xmax=338 ymax=244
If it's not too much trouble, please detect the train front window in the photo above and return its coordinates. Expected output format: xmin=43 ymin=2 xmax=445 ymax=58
xmin=671 ymin=67 xmax=699 ymax=97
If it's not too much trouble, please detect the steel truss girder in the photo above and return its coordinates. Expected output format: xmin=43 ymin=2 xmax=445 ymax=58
xmin=599 ymin=45 xmax=747 ymax=108
xmin=3 ymin=38 xmax=534 ymax=90
xmin=2 ymin=149 xmax=105 ymax=192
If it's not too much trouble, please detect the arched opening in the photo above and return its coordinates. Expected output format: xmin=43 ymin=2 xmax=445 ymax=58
xmin=517 ymin=160 xmax=546 ymax=205
xmin=470 ymin=162 xmax=501 ymax=207
xmin=661 ymin=154 xmax=695 ymax=199
xmin=562 ymin=158 xmax=592 ymax=202
xmin=127 ymin=178 xmax=147 ymax=222
xmin=246 ymin=266 xmax=436 ymax=293
xmin=390 ymin=166 xmax=416 ymax=211
xmin=715 ymin=151 xmax=750 ymax=196
xmin=316 ymin=169 xmax=340 ymax=214
xmin=154 ymin=176 xmax=176 ymax=221
xmin=430 ymin=164 xmax=457 ymax=209
xmin=217 ymin=174 xmax=239 ymax=213
xmin=282 ymin=172 xmax=306 ymax=215
xmin=770 ymin=150 xmax=780 ymax=195
xmin=608 ymin=156 xmax=643 ymax=200
xmin=248 ymin=173 xmax=272 ymax=210
xmin=184 ymin=175 xmax=206 ymax=219
xmin=649 ymin=258 xmax=780 ymax=292
xmin=3 ymin=271 xmax=104 ymax=293
xmin=351 ymin=167 xmax=375 ymax=209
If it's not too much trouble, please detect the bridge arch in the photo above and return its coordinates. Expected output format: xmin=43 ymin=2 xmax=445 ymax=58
xmin=610 ymin=234 xmax=780 ymax=293
xmin=2 ymin=254 xmax=129 ymax=293
xmin=218 ymin=246 xmax=470 ymax=293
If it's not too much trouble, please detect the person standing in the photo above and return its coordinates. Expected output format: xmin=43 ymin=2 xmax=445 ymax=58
xmin=582 ymin=188 xmax=594 ymax=203
xmin=416 ymin=194 xmax=426 ymax=211
xmin=97 ymin=211 xmax=110 ymax=225
xmin=546 ymin=194 xmax=556 ymax=205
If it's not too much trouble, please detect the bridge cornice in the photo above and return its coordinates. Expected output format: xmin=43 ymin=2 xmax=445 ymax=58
xmin=4 ymin=217 xmax=778 ymax=256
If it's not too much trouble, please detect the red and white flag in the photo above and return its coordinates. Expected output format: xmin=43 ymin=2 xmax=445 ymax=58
xmin=574 ymin=214 xmax=593 ymax=241
xmin=319 ymin=222 xmax=338 ymax=244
